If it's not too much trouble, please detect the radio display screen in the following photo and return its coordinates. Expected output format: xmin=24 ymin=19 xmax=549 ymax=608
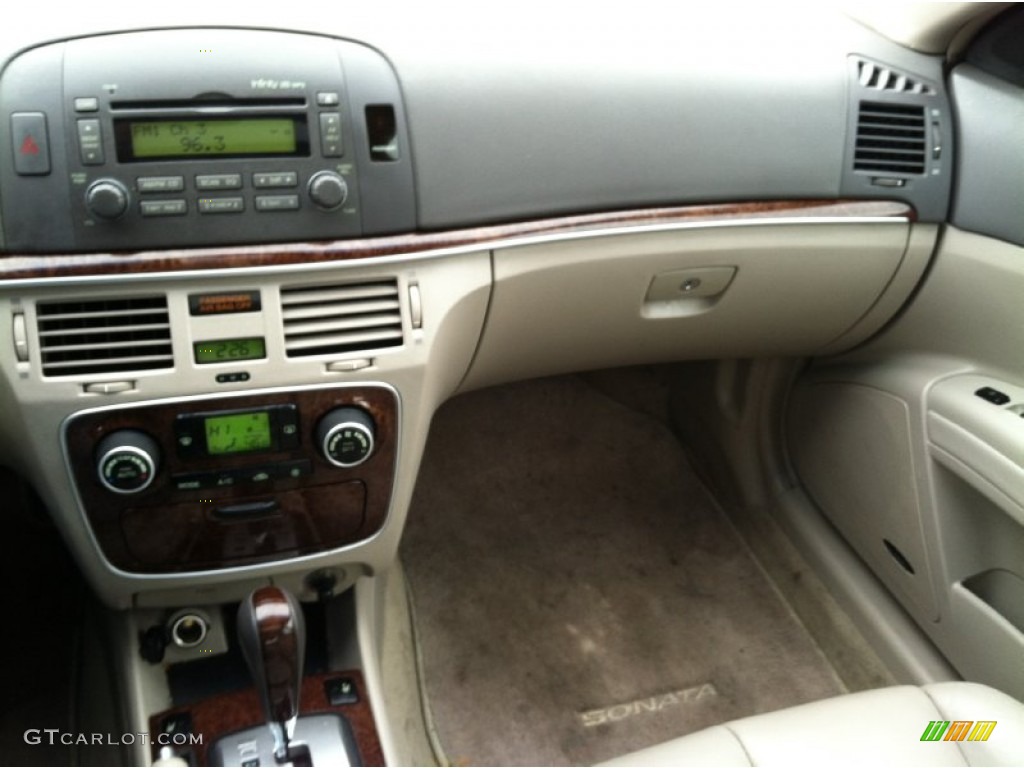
xmin=194 ymin=337 xmax=266 ymax=365
xmin=116 ymin=117 xmax=309 ymax=161
xmin=204 ymin=411 xmax=273 ymax=455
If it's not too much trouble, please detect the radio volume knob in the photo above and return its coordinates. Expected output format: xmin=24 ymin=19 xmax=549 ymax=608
xmin=96 ymin=430 xmax=160 ymax=494
xmin=85 ymin=179 xmax=130 ymax=220
xmin=316 ymin=407 xmax=375 ymax=468
xmin=307 ymin=171 xmax=348 ymax=211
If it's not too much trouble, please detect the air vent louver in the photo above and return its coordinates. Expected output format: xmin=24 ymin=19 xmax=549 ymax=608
xmin=282 ymin=279 xmax=404 ymax=358
xmin=857 ymin=60 xmax=935 ymax=95
xmin=853 ymin=101 xmax=927 ymax=175
xmin=37 ymin=296 xmax=173 ymax=376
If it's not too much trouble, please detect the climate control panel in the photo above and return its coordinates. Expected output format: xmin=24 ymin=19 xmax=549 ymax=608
xmin=66 ymin=385 xmax=397 ymax=574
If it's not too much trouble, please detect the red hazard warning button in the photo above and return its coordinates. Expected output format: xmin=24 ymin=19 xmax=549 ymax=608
xmin=20 ymin=135 xmax=40 ymax=156
xmin=11 ymin=112 xmax=51 ymax=175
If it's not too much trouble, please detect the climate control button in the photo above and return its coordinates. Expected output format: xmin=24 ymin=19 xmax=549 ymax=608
xmin=316 ymin=407 xmax=375 ymax=468
xmin=96 ymin=430 xmax=160 ymax=494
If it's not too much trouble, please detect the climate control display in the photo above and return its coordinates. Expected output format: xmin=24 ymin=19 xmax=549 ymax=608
xmin=175 ymin=404 xmax=299 ymax=459
xmin=204 ymin=411 xmax=273 ymax=455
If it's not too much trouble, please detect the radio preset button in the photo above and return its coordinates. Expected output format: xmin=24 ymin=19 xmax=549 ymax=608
xmin=316 ymin=92 xmax=340 ymax=107
xmin=138 ymin=176 xmax=184 ymax=193
xmin=74 ymin=97 xmax=99 ymax=113
xmin=255 ymin=194 xmax=300 ymax=212
xmin=195 ymin=173 xmax=242 ymax=191
xmin=141 ymin=199 xmax=187 ymax=217
xmin=198 ymin=197 xmax=244 ymax=214
xmin=253 ymin=171 xmax=298 ymax=188
xmin=77 ymin=118 xmax=104 ymax=165
xmin=319 ymin=112 xmax=343 ymax=157
xmin=80 ymin=148 xmax=104 ymax=165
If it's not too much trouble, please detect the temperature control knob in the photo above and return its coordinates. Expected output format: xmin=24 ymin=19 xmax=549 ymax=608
xmin=316 ymin=407 xmax=375 ymax=468
xmin=85 ymin=179 xmax=130 ymax=220
xmin=96 ymin=430 xmax=160 ymax=494
xmin=307 ymin=171 xmax=348 ymax=211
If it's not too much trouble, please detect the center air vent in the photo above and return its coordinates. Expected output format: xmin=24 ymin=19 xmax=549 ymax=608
xmin=853 ymin=101 xmax=927 ymax=175
xmin=37 ymin=296 xmax=173 ymax=377
xmin=281 ymin=280 xmax=404 ymax=358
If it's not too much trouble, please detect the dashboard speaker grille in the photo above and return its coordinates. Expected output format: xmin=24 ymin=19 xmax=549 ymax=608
xmin=281 ymin=279 xmax=404 ymax=357
xmin=36 ymin=296 xmax=173 ymax=376
xmin=853 ymin=101 xmax=927 ymax=174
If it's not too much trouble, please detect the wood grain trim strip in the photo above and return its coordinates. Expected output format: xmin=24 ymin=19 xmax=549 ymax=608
xmin=0 ymin=200 xmax=913 ymax=280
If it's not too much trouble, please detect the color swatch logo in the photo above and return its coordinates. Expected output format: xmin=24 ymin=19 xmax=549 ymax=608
xmin=920 ymin=721 xmax=997 ymax=742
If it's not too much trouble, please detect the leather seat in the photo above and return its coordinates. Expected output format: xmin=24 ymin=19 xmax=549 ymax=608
xmin=601 ymin=683 xmax=1024 ymax=766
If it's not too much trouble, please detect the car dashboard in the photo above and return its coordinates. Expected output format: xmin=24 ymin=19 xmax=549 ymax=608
xmin=1 ymin=4 xmax=1022 ymax=766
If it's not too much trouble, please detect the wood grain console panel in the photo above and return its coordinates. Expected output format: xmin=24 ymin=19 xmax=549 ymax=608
xmin=64 ymin=386 xmax=397 ymax=573
xmin=149 ymin=670 xmax=384 ymax=766
xmin=0 ymin=200 xmax=913 ymax=280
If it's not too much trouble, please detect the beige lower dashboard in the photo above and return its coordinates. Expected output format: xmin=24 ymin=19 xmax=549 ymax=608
xmin=0 ymin=203 xmax=933 ymax=608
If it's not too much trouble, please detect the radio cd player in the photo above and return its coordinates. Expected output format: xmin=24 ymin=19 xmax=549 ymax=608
xmin=0 ymin=29 xmax=416 ymax=253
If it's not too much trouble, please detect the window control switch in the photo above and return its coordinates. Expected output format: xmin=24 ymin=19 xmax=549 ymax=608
xmin=975 ymin=387 xmax=1011 ymax=406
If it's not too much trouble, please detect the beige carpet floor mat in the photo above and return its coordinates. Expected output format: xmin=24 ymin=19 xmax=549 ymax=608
xmin=401 ymin=376 xmax=846 ymax=766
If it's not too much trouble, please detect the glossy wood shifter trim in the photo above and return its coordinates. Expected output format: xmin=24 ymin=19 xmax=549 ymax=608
xmin=0 ymin=199 xmax=913 ymax=280
xmin=246 ymin=587 xmax=303 ymax=729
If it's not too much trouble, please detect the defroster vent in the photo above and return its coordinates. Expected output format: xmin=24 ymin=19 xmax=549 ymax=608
xmin=853 ymin=101 xmax=927 ymax=175
xmin=37 ymin=296 xmax=173 ymax=376
xmin=282 ymin=279 xmax=404 ymax=358
xmin=856 ymin=60 xmax=935 ymax=95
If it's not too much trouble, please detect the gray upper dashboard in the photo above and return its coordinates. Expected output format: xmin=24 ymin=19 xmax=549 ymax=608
xmin=0 ymin=5 xmax=957 ymax=253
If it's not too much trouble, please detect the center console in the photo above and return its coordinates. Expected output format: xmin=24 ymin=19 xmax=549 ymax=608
xmin=64 ymin=384 xmax=398 ymax=573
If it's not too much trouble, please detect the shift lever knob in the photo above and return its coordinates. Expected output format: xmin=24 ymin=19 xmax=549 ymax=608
xmin=237 ymin=586 xmax=306 ymax=762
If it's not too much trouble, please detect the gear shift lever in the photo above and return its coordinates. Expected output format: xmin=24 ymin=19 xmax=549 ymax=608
xmin=237 ymin=586 xmax=306 ymax=763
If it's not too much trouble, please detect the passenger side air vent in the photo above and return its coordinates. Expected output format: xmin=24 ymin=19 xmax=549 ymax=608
xmin=853 ymin=101 xmax=927 ymax=175
xmin=841 ymin=56 xmax=950 ymax=222
xmin=37 ymin=296 xmax=173 ymax=376
xmin=281 ymin=279 xmax=404 ymax=358
xmin=856 ymin=59 xmax=935 ymax=95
